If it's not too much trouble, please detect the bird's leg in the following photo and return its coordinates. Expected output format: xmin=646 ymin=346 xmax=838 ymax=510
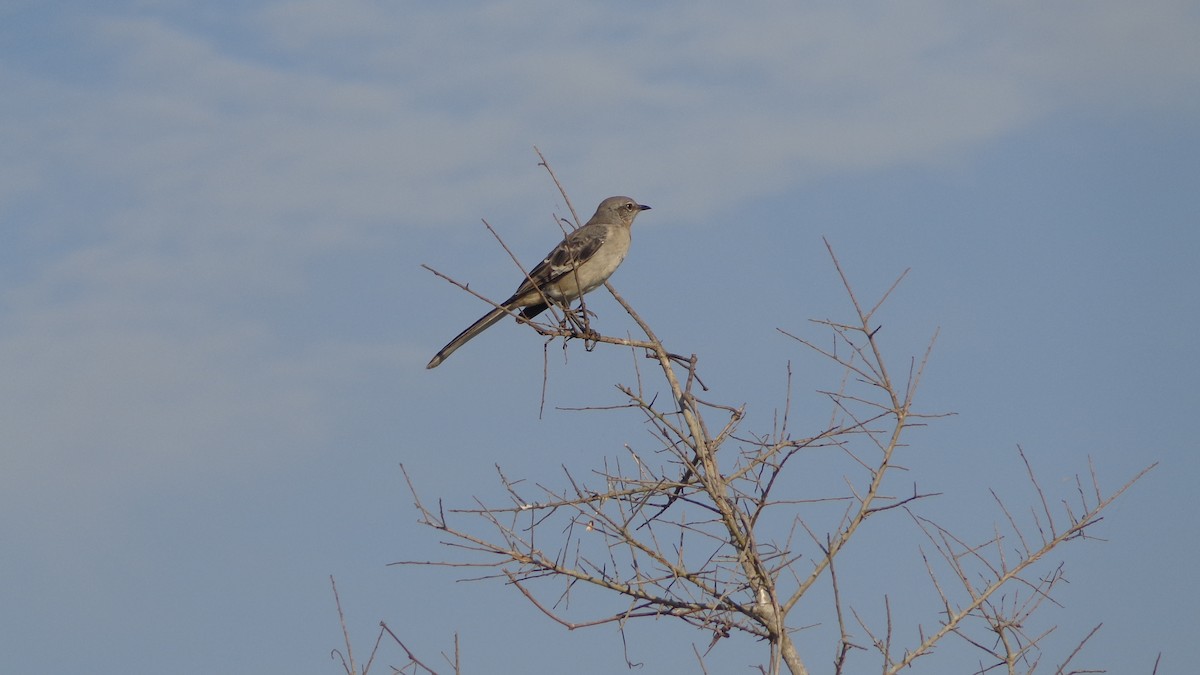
xmin=572 ymin=304 xmax=602 ymax=342
xmin=556 ymin=302 xmax=597 ymax=337
xmin=550 ymin=303 xmax=601 ymax=353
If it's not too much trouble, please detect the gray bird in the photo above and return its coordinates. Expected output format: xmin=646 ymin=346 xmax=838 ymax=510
xmin=426 ymin=196 xmax=650 ymax=369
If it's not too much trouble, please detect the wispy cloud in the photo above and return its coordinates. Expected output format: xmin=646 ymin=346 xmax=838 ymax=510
xmin=1 ymin=0 xmax=1196 ymax=502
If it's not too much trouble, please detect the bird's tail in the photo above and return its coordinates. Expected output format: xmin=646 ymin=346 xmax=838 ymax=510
xmin=425 ymin=306 xmax=509 ymax=369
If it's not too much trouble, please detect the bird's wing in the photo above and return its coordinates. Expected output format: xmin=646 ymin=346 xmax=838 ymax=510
xmin=512 ymin=224 xmax=610 ymax=298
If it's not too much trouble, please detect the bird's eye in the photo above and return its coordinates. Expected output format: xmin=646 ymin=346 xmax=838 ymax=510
xmin=625 ymin=202 xmax=634 ymax=210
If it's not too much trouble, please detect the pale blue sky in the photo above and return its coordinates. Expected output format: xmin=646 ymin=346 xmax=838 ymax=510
xmin=2 ymin=1 xmax=1197 ymax=673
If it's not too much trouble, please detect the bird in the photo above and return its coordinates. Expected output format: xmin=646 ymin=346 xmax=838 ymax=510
xmin=426 ymin=196 xmax=650 ymax=369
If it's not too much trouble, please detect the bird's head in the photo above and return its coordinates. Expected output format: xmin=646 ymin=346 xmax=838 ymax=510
xmin=595 ymin=195 xmax=651 ymax=226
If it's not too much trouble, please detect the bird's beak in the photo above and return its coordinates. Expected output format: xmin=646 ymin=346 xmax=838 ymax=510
xmin=638 ymin=204 xmax=651 ymax=211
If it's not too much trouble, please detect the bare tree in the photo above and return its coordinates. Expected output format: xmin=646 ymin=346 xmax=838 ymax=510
xmin=397 ymin=165 xmax=1153 ymax=674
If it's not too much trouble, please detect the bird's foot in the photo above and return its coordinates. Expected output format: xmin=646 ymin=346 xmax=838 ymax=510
xmin=559 ymin=305 xmax=595 ymax=335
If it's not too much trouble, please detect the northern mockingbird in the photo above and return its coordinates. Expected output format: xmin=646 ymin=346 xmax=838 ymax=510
xmin=426 ymin=195 xmax=650 ymax=369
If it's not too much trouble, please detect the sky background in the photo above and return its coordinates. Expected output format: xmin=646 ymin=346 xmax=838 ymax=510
xmin=2 ymin=1 xmax=1197 ymax=673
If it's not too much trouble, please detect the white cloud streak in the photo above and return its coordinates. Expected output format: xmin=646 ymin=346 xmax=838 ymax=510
xmin=0 ymin=0 xmax=1196 ymax=505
